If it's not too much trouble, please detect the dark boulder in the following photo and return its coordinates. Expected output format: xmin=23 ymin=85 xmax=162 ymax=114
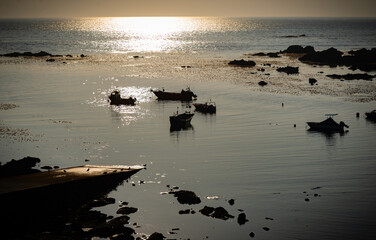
xmin=282 ymin=45 xmax=315 ymax=54
xmin=116 ymin=206 xmax=138 ymax=215
xmin=148 ymin=232 xmax=165 ymax=240
xmin=309 ymin=78 xmax=317 ymax=85
xmin=237 ymin=213 xmax=249 ymax=225
xmin=252 ymin=52 xmax=267 ymax=56
xmin=258 ymin=81 xmax=268 ymax=86
xmin=199 ymin=206 xmax=234 ymax=220
xmin=266 ymin=52 xmax=280 ymax=58
xmin=277 ymin=66 xmax=299 ymax=74
xmin=0 ymin=156 xmax=41 ymax=177
xmin=170 ymin=190 xmax=201 ymax=205
xmin=228 ymin=59 xmax=256 ymax=67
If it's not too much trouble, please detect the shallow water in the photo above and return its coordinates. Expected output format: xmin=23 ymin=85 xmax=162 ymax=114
xmin=0 ymin=55 xmax=376 ymax=239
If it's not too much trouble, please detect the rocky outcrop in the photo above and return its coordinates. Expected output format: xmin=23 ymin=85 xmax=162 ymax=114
xmin=282 ymin=45 xmax=315 ymax=54
xmin=299 ymin=47 xmax=343 ymax=66
xmin=170 ymin=190 xmax=201 ymax=204
xmin=326 ymin=73 xmax=374 ymax=81
xmin=199 ymin=206 xmax=234 ymax=220
xmin=0 ymin=156 xmax=41 ymax=177
xmin=277 ymin=66 xmax=299 ymax=74
xmin=228 ymin=59 xmax=256 ymax=67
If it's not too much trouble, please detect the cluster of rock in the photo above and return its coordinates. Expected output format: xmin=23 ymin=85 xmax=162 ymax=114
xmin=283 ymin=45 xmax=376 ymax=72
xmin=0 ymin=156 xmax=41 ymax=177
xmin=228 ymin=59 xmax=256 ymax=67
xmin=0 ymin=51 xmax=86 ymax=62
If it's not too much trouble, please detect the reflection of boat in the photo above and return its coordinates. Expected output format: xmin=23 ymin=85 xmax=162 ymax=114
xmin=108 ymin=90 xmax=136 ymax=105
xmin=365 ymin=110 xmax=376 ymax=120
xmin=169 ymin=110 xmax=194 ymax=130
xmin=193 ymin=100 xmax=216 ymax=113
xmin=152 ymin=87 xmax=197 ymax=101
xmin=307 ymin=114 xmax=349 ymax=132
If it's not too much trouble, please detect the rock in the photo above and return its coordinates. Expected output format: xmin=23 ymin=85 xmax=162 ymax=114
xmin=258 ymin=81 xmax=268 ymax=86
xmin=147 ymin=232 xmax=165 ymax=240
xmin=228 ymin=59 xmax=256 ymax=67
xmin=277 ymin=66 xmax=299 ymax=74
xmin=199 ymin=206 xmax=234 ymax=220
xmin=0 ymin=156 xmax=41 ymax=177
xmin=80 ymin=54 xmax=85 ymax=57
xmin=170 ymin=190 xmax=201 ymax=205
xmin=88 ymin=224 xmax=135 ymax=238
xmin=299 ymin=47 xmax=343 ymax=66
xmin=253 ymin=52 xmax=267 ymax=56
xmin=116 ymin=207 xmax=138 ymax=215
xmin=309 ymin=78 xmax=317 ymax=85
xmin=46 ymin=59 xmax=55 ymax=62
xmin=228 ymin=199 xmax=235 ymax=205
xmin=249 ymin=232 xmax=255 ymax=238
xmin=179 ymin=209 xmax=191 ymax=215
xmin=263 ymin=227 xmax=270 ymax=231
xmin=282 ymin=45 xmax=315 ymax=54
xmin=326 ymin=73 xmax=374 ymax=81
xmin=267 ymin=52 xmax=280 ymax=58
xmin=107 ymin=216 xmax=130 ymax=226
xmin=237 ymin=213 xmax=248 ymax=225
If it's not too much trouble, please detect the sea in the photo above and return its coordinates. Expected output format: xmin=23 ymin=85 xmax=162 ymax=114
xmin=0 ymin=17 xmax=376 ymax=239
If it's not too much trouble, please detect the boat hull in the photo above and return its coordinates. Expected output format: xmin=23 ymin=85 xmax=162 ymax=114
xmin=153 ymin=90 xmax=196 ymax=101
xmin=193 ymin=103 xmax=216 ymax=113
xmin=170 ymin=113 xmax=194 ymax=130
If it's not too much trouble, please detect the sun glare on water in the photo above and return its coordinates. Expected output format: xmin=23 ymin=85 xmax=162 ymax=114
xmin=101 ymin=17 xmax=196 ymax=52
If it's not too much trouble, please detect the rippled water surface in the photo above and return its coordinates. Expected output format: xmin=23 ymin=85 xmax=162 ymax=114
xmin=1 ymin=17 xmax=376 ymax=239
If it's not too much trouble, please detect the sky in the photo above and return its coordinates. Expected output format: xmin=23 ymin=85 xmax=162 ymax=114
xmin=0 ymin=0 xmax=375 ymax=18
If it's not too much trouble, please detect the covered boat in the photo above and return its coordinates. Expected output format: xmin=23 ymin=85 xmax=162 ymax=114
xmin=365 ymin=110 xmax=376 ymax=120
xmin=193 ymin=100 xmax=216 ymax=113
xmin=108 ymin=90 xmax=136 ymax=105
xmin=307 ymin=114 xmax=349 ymax=132
xmin=152 ymin=87 xmax=197 ymax=101
xmin=169 ymin=110 xmax=194 ymax=130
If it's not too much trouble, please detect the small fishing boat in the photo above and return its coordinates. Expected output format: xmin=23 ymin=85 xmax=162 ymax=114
xmin=193 ymin=100 xmax=216 ymax=113
xmin=152 ymin=87 xmax=197 ymax=101
xmin=169 ymin=110 xmax=194 ymax=130
xmin=365 ymin=110 xmax=376 ymax=120
xmin=108 ymin=90 xmax=136 ymax=105
xmin=307 ymin=114 xmax=349 ymax=132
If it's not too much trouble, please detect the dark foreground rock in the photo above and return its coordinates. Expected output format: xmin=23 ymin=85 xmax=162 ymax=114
xmin=116 ymin=206 xmax=138 ymax=215
xmin=309 ymin=78 xmax=317 ymax=85
xmin=148 ymin=232 xmax=166 ymax=240
xmin=277 ymin=66 xmax=299 ymax=74
xmin=0 ymin=156 xmax=41 ymax=177
xmin=327 ymin=73 xmax=374 ymax=81
xmin=199 ymin=206 xmax=234 ymax=220
xmin=258 ymin=80 xmax=268 ymax=86
xmin=228 ymin=59 xmax=256 ymax=67
xmin=170 ymin=190 xmax=201 ymax=204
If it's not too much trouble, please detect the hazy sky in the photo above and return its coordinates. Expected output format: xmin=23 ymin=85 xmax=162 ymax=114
xmin=0 ymin=0 xmax=375 ymax=18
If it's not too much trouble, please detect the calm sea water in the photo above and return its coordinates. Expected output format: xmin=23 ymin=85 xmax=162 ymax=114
xmin=1 ymin=18 xmax=376 ymax=239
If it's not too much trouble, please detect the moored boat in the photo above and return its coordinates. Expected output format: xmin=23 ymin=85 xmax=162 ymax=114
xmin=193 ymin=100 xmax=216 ymax=113
xmin=365 ymin=110 xmax=376 ymax=120
xmin=108 ymin=90 xmax=136 ymax=105
xmin=152 ymin=87 xmax=197 ymax=101
xmin=307 ymin=114 xmax=349 ymax=132
xmin=169 ymin=110 xmax=194 ymax=130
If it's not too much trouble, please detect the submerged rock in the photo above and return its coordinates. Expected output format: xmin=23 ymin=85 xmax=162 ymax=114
xmin=170 ymin=190 xmax=201 ymax=205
